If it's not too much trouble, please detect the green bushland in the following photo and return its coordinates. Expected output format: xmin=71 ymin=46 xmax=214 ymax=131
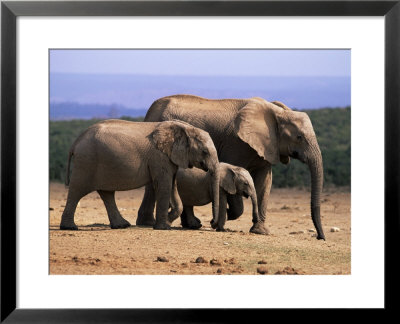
xmin=49 ymin=107 xmax=350 ymax=188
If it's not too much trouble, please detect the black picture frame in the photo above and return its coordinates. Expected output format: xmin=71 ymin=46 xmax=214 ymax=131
xmin=1 ymin=0 xmax=399 ymax=322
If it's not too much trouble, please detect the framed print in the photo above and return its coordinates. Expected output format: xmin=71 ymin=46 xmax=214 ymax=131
xmin=1 ymin=0 xmax=399 ymax=322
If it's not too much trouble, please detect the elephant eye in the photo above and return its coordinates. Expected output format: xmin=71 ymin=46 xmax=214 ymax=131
xmin=297 ymin=135 xmax=302 ymax=140
xmin=202 ymin=149 xmax=209 ymax=155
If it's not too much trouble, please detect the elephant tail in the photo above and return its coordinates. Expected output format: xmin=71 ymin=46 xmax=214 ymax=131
xmin=65 ymin=150 xmax=73 ymax=186
xmin=65 ymin=127 xmax=89 ymax=186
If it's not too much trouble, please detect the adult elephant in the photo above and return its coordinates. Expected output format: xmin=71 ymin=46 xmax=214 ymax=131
xmin=60 ymin=119 xmax=220 ymax=231
xmin=137 ymin=95 xmax=325 ymax=240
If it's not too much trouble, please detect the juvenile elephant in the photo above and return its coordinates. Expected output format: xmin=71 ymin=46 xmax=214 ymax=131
xmin=138 ymin=95 xmax=326 ymax=240
xmin=175 ymin=162 xmax=261 ymax=233
xmin=60 ymin=119 xmax=220 ymax=231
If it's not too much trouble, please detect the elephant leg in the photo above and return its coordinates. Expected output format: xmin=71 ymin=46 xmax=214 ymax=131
xmin=167 ymin=177 xmax=183 ymax=225
xmin=97 ymin=190 xmax=131 ymax=229
xmin=249 ymin=165 xmax=272 ymax=235
xmin=60 ymin=184 xmax=89 ymax=230
xmin=153 ymin=180 xmax=172 ymax=230
xmin=136 ymin=183 xmax=156 ymax=226
xmin=181 ymin=206 xmax=202 ymax=229
xmin=226 ymin=194 xmax=244 ymax=220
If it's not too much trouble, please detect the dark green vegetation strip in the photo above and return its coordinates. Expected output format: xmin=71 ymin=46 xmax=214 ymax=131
xmin=49 ymin=108 xmax=350 ymax=188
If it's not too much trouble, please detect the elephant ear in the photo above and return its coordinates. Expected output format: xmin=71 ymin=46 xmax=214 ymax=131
xmin=272 ymin=101 xmax=292 ymax=111
xmin=151 ymin=122 xmax=190 ymax=168
xmin=273 ymin=101 xmax=291 ymax=164
xmin=234 ymin=101 xmax=280 ymax=165
xmin=221 ymin=168 xmax=237 ymax=195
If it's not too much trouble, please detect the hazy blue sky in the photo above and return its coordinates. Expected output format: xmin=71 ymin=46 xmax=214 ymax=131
xmin=50 ymin=49 xmax=350 ymax=77
xmin=50 ymin=49 xmax=351 ymax=116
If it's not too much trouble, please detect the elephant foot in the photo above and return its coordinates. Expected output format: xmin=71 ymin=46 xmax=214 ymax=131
xmin=110 ymin=219 xmax=131 ymax=229
xmin=182 ymin=216 xmax=202 ymax=229
xmin=153 ymin=222 xmax=171 ymax=230
xmin=216 ymin=227 xmax=226 ymax=232
xmin=210 ymin=220 xmax=218 ymax=229
xmin=250 ymin=223 xmax=270 ymax=235
xmin=185 ymin=222 xmax=202 ymax=230
xmin=60 ymin=224 xmax=78 ymax=231
xmin=136 ymin=214 xmax=155 ymax=226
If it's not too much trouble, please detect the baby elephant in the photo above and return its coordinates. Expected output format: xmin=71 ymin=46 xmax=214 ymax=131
xmin=60 ymin=119 xmax=220 ymax=231
xmin=174 ymin=162 xmax=265 ymax=234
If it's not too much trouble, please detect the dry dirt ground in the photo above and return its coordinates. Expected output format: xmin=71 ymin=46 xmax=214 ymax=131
xmin=49 ymin=183 xmax=351 ymax=275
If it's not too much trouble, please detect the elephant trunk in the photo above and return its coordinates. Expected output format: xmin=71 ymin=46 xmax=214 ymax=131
xmin=307 ymin=144 xmax=325 ymax=240
xmin=250 ymin=189 xmax=259 ymax=224
xmin=208 ymin=162 xmax=220 ymax=225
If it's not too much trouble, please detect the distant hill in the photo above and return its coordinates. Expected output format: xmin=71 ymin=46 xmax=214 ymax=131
xmin=50 ymin=73 xmax=351 ymax=119
xmin=50 ymin=102 xmax=147 ymax=120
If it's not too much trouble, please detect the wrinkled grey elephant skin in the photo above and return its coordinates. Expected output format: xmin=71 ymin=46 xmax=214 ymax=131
xmin=60 ymin=119 xmax=220 ymax=231
xmin=138 ymin=95 xmax=325 ymax=240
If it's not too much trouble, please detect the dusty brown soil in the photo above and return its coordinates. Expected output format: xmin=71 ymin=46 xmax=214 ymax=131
xmin=49 ymin=183 xmax=351 ymax=275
